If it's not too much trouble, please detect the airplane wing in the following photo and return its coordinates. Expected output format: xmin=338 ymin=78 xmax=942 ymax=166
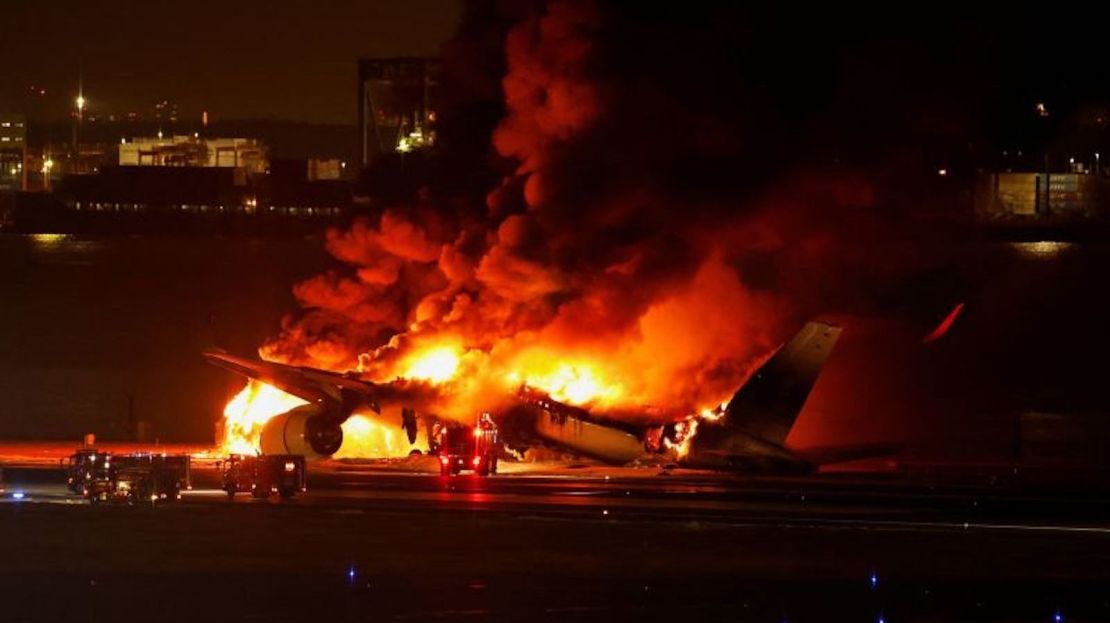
xmin=202 ymin=350 xmax=381 ymax=413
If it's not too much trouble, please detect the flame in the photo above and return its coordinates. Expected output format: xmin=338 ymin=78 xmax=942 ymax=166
xmin=663 ymin=402 xmax=728 ymax=459
xmin=219 ymin=381 xmax=427 ymax=459
xmin=335 ymin=413 xmax=423 ymax=459
xmin=220 ymin=381 xmax=306 ymax=455
xmin=401 ymin=345 xmax=462 ymax=383
xmin=513 ymin=359 xmax=623 ymax=407
xmin=664 ymin=418 xmax=699 ymax=458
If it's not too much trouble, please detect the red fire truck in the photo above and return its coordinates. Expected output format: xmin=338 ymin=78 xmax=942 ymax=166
xmin=436 ymin=413 xmax=501 ymax=477
xmin=220 ymin=454 xmax=306 ymax=500
xmin=81 ymin=453 xmax=189 ymax=505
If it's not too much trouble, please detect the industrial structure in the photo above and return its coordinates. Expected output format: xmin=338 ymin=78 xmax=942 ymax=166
xmin=358 ymin=58 xmax=440 ymax=167
xmin=118 ymin=135 xmax=267 ymax=174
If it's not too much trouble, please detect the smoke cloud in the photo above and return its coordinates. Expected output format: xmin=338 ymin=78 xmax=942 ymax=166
xmin=260 ymin=1 xmax=957 ymax=427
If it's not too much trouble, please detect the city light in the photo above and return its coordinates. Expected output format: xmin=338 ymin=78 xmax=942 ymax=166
xmin=76 ymin=95 xmax=86 ymax=111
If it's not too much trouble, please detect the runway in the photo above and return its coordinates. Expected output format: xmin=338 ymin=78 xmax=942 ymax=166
xmin=8 ymin=460 xmax=1110 ymax=532
xmin=4 ymin=460 xmax=1110 ymax=621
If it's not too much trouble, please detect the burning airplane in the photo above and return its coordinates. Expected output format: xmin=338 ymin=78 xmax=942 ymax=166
xmin=205 ymin=320 xmax=852 ymax=472
xmin=201 ymin=1 xmax=920 ymax=469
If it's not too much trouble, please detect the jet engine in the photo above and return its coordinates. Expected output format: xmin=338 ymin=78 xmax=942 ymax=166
xmin=259 ymin=404 xmax=344 ymax=459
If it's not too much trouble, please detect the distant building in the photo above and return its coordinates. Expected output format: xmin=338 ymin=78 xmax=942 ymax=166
xmin=118 ymin=136 xmax=268 ymax=175
xmin=0 ymin=114 xmax=27 ymax=190
xmin=974 ymin=172 xmax=1107 ymax=220
xmin=307 ymin=158 xmax=347 ymax=181
xmin=358 ymin=58 xmax=440 ymax=167
xmin=50 ymin=162 xmax=354 ymax=225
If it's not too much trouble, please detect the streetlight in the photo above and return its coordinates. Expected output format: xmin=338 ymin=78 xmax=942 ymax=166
xmin=42 ymin=157 xmax=54 ymax=192
xmin=73 ymin=92 xmax=86 ymax=159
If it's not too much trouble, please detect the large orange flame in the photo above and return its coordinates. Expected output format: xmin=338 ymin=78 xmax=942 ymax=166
xmin=219 ymin=334 xmax=729 ymax=459
xmin=400 ymin=345 xmax=461 ymax=383
xmin=518 ymin=362 xmax=622 ymax=406
xmin=220 ymin=381 xmax=306 ymax=455
xmin=334 ymin=413 xmax=426 ymax=459
xmin=218 ymin=383 xmax=426 ymax=458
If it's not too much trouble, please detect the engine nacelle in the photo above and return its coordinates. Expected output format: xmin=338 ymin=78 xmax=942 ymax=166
xmin=260 ymin=404 xmax=344 ymax=459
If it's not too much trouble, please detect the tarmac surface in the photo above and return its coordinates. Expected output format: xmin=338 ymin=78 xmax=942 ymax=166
xmin=2 ymin=453 xmax=1110 ymax=622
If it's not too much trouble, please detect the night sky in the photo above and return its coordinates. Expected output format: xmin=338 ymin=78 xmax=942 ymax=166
xmin=0 ymin=1 xmax=462 ymax=125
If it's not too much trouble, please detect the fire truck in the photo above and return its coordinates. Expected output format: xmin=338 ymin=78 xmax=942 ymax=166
xmin=435 ymin=413 xmax=501 ymax=477
xmin=220 ymin=454 xmax=306 ymax=500
xmin=62 ymin=448 xmax=109 ymax=494
xmin=82 ymin=453 xmax=190 ymax=505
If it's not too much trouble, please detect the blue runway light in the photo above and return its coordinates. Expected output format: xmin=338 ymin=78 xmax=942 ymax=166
xmin=869 ymin=570 xmax=878 ymax=589
xmin=347 ymin=566 xmax=356 ymax=583
xmin=11 ymin=492 xmax=25 ymax=500
xmin=1054 ymin=611 xmax=1063 ymax=623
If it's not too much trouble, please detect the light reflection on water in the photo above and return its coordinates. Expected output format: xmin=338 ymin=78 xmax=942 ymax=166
xmin=1008 ymin=240 xmax=1074 ymax=259
xmin=29 ymin=233 xmax=70 ymax=245
xmin=24 ymin=233 xmax=107 ymax=262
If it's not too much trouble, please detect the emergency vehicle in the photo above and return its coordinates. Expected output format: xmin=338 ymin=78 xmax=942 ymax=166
xmin=436 ymin=413 xmax=501 ymax=476
xmin=82 ymin=453 xmax=188 ymax=505
xmin=220 ymin=454 xmax=306 ymax=500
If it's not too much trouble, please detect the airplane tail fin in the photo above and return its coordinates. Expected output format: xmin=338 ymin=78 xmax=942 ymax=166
xmin=722 ymin=321 xmax=841 ymax=446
